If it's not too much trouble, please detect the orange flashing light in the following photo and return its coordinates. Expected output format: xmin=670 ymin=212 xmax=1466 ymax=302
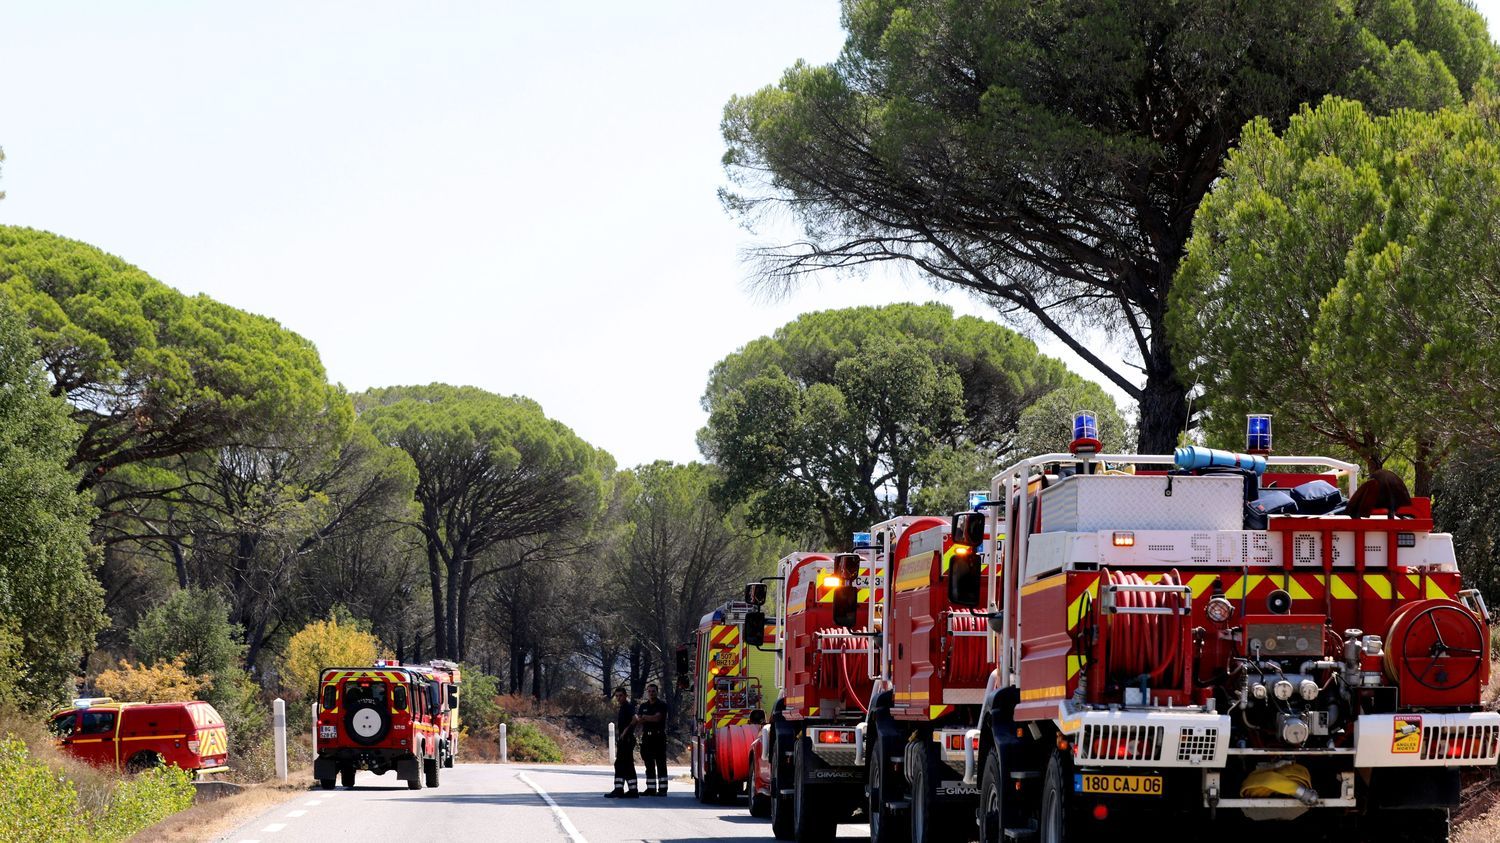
xmin=952 ymin=545 xmax=973 ymax=556
xmin=820 ymin=574 xmax=843 ymax=589
xmin=817 ymin=729 xmax=855 ymax=744
xmin=1112 ymin=532 xmax=1135 ymax=547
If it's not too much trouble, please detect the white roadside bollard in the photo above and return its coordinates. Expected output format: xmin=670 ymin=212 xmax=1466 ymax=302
xmin=273 ymin=698 xmax=288 ymax=783
xmin=608 ymin=721 xmax=616 ymax=761
xmin=499 ymin=722 xmax=508 ymax=763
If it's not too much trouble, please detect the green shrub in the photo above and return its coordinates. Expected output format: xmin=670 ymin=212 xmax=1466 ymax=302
xmin=509 ymin=721 xmax=562 ymax=763
xmin=0 ymin=737 xmax=82 ymax=842
xmin=91 ymin=764 xmax=194 ymax=841
xmin=0 ymin=736 xmax=194 ymax=842
xmin=458 ymin=664 xmax=504 ymax=734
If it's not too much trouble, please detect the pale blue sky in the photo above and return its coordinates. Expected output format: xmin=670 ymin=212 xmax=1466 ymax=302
xmin=3 ymin=2 xmax=1495 ymax=467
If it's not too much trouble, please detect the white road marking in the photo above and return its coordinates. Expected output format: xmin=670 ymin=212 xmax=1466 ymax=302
xmin=286 ymin=810 xmax=307 ymax=817
xmin=262 ymin=823 xmax=287 ymax=832
xmin=518 ymin=771 xmax=590 ymax=843
xmin=303 ymin=799 xmax=323 ymax=806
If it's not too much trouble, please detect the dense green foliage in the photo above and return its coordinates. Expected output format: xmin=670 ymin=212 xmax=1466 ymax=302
xmin=359 ymin=384 xmax=610 ymax=661
xmin=700 ymin=303 xmax=1119 ymax=546
xmin=1433 ymin=451 xmax=1500 ymax=604
xmin=0 ymin=737 xmax=193 ymax=842
xmin=0 ymin=300 xmax=104 ymax=705
xmin=721 ymin=0 xmax=1494 ymax=452
xmin=1171 ymin=97 xmax=1500 ymax=491
xmin=0 ymin=226 xmax=348 ymax=491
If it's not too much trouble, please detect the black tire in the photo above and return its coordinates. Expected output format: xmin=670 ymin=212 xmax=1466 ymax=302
xmin=770 ymin=747 xmax=795 ymax=840
xmin=751 ymin=786 xmax=772 ymax=817
xmin=978 ymin=752 xmax=1003 ymax=843
xmin=443 ymin=741 xmax=455 ymax=768
xmin=1038 ymin=750 xmax=1073 ymax=843
xmin=793 ymin=738 xmax=836 ymax=843
xmin=318 ymin=778 xmax=335 ymax=790
xmin=407 ymin=772 xmax=423 ymax=791
xmin=125 ymin=752 xmax=161 ymax=774
xmin=424 ymin=755 xmax=440 ymax=788
xmin=869 ymin=737 xmax=909 ymax=843
xmin=340 ymin=763 xmax=356 ymax=788
xmin=1365 ymin=809 xmax=1450 ymax=843
xmin=346 ymin=702 xmax=391 ymax=747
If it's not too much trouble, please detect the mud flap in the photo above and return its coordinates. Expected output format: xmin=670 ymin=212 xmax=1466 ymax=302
xmin=397 ymin=756 xmax=422 ymax=783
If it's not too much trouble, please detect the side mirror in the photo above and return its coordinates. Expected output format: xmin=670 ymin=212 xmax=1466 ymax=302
xmin=953 ymin=511 xmax=985 ymax=547
xmin=948 ymin=511 xmax=985 ymax=607
xmin=675 ymin=645 xmax=691 ymax=678
xmin=744 ymin=610 xmax=766 ymax=646
xmin=744 ymin=582 xmax=768 ymax=606
xmin=447 ymin=686 xmax=459 ymax=710
xmin=830 ymin=553 xmax=862 ymax=628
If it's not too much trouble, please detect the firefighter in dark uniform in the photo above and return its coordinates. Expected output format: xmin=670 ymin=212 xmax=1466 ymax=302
xmin=605 ymin=687 xmax=639 ymax=798
xmin=636 ymin=682 xmax=669 ymax=796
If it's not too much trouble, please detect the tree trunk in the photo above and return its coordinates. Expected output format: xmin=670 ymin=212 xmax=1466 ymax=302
xmin=445 ymin=555 xmax=461 ymax=661
xmin=531 ymin=652 xmax=543 ymax=701
xmin=427 ymin=544 xmax=447 ymax=659
xmin=600 ymin=647 xmax=617 ymax=698
xmin=1414 ymin=440 xmax=1435 ymax=498
xmin=1136 ymin=322 xmax=1190 ymax=455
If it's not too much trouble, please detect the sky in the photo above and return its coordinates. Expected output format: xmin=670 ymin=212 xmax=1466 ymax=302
xmin=3 ymin=2 xmax=1498 ymax=468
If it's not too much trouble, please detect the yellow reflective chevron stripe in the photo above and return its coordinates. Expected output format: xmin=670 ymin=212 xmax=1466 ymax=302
xmin=1287 ymin=578 xmax=1314 ymax=601
xmin=1366 ymin=576 xmax=1392 ymax=599
xmin=1186 ymin=574 xmax=1217 ymax=598
xmin=1067 ymin=580 xmax=1100 ymax=629
xmin=1067 ymin=655 xmax=1086 ymax=680
xmin=929 ymin=705 xmax=953 ymax=720
xmin=1329 ymin=575 xmax=1358 ymax=600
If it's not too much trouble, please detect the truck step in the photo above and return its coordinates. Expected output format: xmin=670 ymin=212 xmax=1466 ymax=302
xmin=883 ymin=800 xmax=910 ymax=813
xmin=1008 ymin=771 xmax=1040 ymax=781
xmin=1002 ymin=829 xmax=1037 ymax=842
xmin=779 ymin=788 xmax=795 ymax=797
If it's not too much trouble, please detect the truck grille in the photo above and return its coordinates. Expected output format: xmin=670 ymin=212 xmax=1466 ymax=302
xmin=1419 ymin=724 xmax=1500 ymax=762
xmin=1077 ymin=724 xmax=1164 ymax=763
xmin=1176 ymin=727 xmax=1219 ymax=763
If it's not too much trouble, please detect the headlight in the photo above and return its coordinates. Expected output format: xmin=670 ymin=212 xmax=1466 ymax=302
xmin=1205 ymin=596 xmax=1234 ymax=625
xmin=1273 ymin=680 xmax=1295 ymax=701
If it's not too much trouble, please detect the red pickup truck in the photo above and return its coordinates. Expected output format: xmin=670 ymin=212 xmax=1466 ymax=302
xmin=49 ymin=698 xmax=229 ymax=776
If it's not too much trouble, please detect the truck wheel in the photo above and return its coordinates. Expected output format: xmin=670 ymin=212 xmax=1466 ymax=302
xmin=869 ymin=738 xmax=909 ymax=843
xmin=125 ymin=752 xmax=161 ymax=774
xmin=793 ymin=738 xmax=836 ymax=843
xmin=318 ymin=778 xmax=335 ymax=790
xmin=424 ymin=755 xmax=440 ymax=788
xmin=443 ymin=741 xmax=455 ymax=768
xmin=1366 ymin=809 xmax=1450 ymax=843
xmin=751 ymin=786 xmax=771 ymax=817
xmin=770 ymin=756 xmax=795 ymax=840
xmin=1038 ymin=750 xmax=1073 ymax=843
xmin=978 ymin=753 xmax=1002 ymax=843
xmin=340 ymin=763 xmax=356 ymax=788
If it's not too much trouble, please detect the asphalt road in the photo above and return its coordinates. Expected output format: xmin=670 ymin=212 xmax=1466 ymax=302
xmin=215 ymin=764 xmax=872 ymax=843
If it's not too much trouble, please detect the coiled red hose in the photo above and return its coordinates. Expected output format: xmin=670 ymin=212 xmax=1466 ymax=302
xmin=815 ymin=628 xmax=873 ymax=713
xmin=1103 ymin=569 xmax=1184 ymax=685
xmin=943 ymin=612 xmax=990 ymax=685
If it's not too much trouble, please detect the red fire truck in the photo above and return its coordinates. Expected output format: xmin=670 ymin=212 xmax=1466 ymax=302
xmin=686 ymin=591 xmax=778 ymax=803
xmin=863 ymin=514 xmax=994 ymax=843
xmin=406 ymin=659 xmax=461 ymax=768
xmin=963 ymin=415 xmax=1497 ymax=843
xmin=48 ymin=698 xmax=229 ymax=776
xmin=314 ymin=663 xmax=448 ymax=790
xmin=761 ymin=548 xmax=885 ymax=841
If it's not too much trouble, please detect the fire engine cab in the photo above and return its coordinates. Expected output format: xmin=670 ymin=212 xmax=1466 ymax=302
xmin=964 ymin=414 xmax=1498 ymax=843
xmin=314 ymin=661 xmax=454 ymax=790
xmin=686 ymin=592 xmax=777 ymax=804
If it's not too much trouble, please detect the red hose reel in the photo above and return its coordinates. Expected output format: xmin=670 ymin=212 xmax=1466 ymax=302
xmin=1097 ymin=569 xmax=1191 ymax=697
xmin=1384 ymin=598 xmax=1489 ymax=708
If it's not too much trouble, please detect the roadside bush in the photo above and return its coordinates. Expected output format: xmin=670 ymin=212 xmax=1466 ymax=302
xmin=94 ymin=658 xmax=203 ymax=702
xmin=0 ymin=736 xmax=192 ymax=842
xmin=280 ymin=608 xmax=385 ymax=699
xmin=509 ymin=721 xmax=563 ymax=763
xmin=457 ymin=664 xmax=503 ymax=734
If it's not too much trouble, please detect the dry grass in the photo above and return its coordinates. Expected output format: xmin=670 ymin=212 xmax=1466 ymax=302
xmin=127 ymin=768 xmax=309 ymax=843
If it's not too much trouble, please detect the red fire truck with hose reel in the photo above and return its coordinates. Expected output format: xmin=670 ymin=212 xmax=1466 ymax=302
xmin=959 ymin=413 xmax=1497 ymax=843
xmin=862 ymin=510 xmax=997 ymax=843
xmin=756 ymin=547 xmax=886 ymax=841
xmin=686 ymin=589 xmax=779 ymax=804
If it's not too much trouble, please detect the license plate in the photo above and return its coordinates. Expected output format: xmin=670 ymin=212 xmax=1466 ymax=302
xmin=320 ymin=725 xmax=336 ymax=739
xmin=1073 ymin=773 xmax=1163 ymax=796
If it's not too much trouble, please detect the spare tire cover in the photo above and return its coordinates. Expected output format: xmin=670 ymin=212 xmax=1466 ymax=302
xmin=347 ymin=704 xmax=389 ymax=745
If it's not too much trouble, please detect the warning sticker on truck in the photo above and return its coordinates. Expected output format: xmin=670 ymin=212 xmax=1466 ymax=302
xmin=1392 ymin=716 xmax=1422 ymax=754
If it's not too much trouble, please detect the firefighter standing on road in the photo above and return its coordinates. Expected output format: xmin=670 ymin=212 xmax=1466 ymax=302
xmin=605 ymin=687 xmax=639 ymax=798
xmin=636 ymin=683 xmax=669 ymax=796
